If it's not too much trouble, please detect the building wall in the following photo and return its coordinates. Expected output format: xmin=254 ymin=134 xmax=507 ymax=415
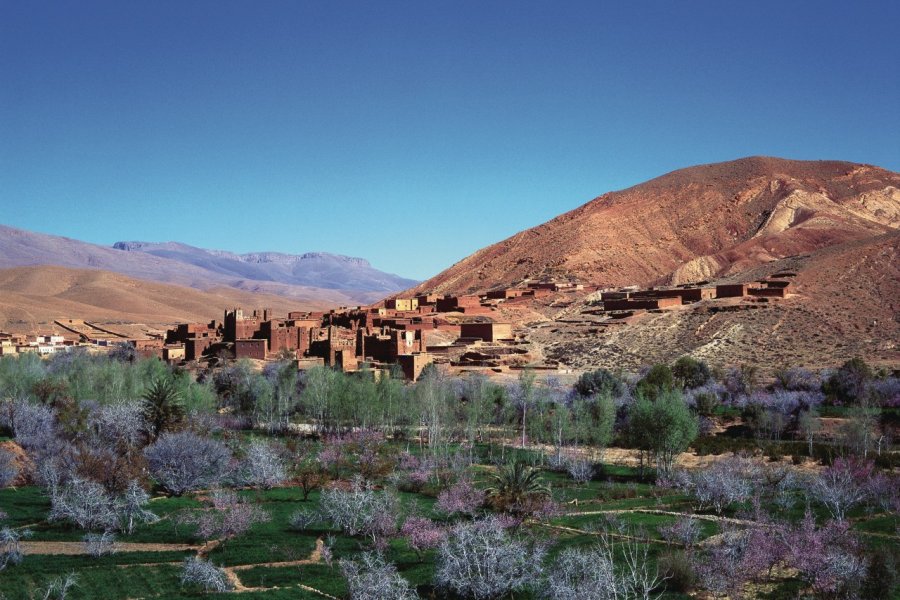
xmin=459 ymin=322 xmax=513 ymax=342
xmin=398 ymin=352 xmax=434 ymax=381
xmin=715 ymin=284 xmax=749 ymax=298
xmin=235 ymin=339 xmax=266 ymax=360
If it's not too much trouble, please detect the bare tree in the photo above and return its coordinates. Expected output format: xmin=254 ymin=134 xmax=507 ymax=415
xmin=116 ymin=480 xmax=158 ymax=534
xmin=340 ymin=552 xmax=419 ymax=600
xmin=807 ymin=457 xmax=873 ymax=521
xmin=436 ymin=516 xmax=544 ymax=599
xmin=0 ymin=526 xmax=32 ymax=570
xmin=676 ymin=457 xmax=756 ymax=515
xmin=566 ymin=459 xmax=593 ymax=484
xmin=37 ymin=572 xmax=78 ymax=600
xmin=48 ymin=477 xmax=118 ymax=531
xmin=319 ymin=479 xmax=399 ymax=549
xmin=144 ymin=431 xmax=231 ymax=495
xmin=86 ymin=401 xmax=145 ymax=452
xmin=180 ymin=556 xmax=232 ymax=592
xmin=83 ymin=531 xmax=117 ymax=557
xmin=238 ymin=439 xmax=287 ymax=489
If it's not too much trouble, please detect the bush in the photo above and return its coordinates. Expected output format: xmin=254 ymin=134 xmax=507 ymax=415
xmin=659 ymin=550 xmax=697 ymax=593
xmin=672 ymin=357 xmax=711 ymax=390
xmin=862 ymin=546 xmax=899 ymax=600
xmin=180 ymin=556 xmax=231 ymax=592
xmin=574 ymin=369 xmax=623 ymax=398
xmin=635 ymin=364 xmax=675 ymax=401
xmin=822 ymin=357 xmax=872 ymax=405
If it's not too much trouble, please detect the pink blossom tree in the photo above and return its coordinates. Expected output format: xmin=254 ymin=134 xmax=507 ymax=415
xmin=401 ymin=516 xmax=445 ymax=559
xmin=436 ymin=479 xmax=485 ymax=518
xmin=187 ymin=489 xmax=270 ymax=544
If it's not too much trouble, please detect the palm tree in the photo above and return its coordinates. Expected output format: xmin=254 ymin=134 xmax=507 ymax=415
xmin=142 ymin=378 xmax=184 ymax=441
xmin=485 ymin=461 xmax=551 ymax=514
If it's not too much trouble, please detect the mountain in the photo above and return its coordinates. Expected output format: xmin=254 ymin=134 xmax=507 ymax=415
xmin=0 ymin=225 xmax=416 ymax=305
xmin=0 ymin=265 xmax=323 ymax=332
xmin=412 ymin=156 xmax=899 ymax=295
xmin=111 ymin=241 xmax=416 ymax=293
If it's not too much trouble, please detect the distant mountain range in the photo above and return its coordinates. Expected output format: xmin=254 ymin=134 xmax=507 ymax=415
xmin=0 ymin=225 xmax=417 ymax=307
xmin=111 ymin=240 xmax=417 ymax=294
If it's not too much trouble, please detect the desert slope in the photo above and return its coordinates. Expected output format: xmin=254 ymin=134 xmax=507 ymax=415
xmin=412 ymin=157 xmax=899 ymax=295
xmin=0 ymin=265 xmax=326 ymax=332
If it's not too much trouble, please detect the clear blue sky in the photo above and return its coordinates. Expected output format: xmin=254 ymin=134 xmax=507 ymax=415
xmin=2 ymin=1 xmax=898 ymax=280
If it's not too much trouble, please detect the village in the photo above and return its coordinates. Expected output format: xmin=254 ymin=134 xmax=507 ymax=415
xmin=0 ymin=276 xmax=795 ymax=380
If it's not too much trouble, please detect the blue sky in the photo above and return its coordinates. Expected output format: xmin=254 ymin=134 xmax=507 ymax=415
xmin=2 ymin=1 xmax=898 ymax=280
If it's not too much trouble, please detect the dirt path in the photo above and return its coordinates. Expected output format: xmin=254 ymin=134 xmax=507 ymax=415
xmin=22 ymin=541 xmax=199 ymax=555
xmin=220 ymin=538 xmax=337 ymax=597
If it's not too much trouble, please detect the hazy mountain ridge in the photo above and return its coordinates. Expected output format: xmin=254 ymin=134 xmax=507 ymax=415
xmin=111 ymin=240 xmax=412 ymax=291
xmin=0 ymin=225 xmax=416 ymax=305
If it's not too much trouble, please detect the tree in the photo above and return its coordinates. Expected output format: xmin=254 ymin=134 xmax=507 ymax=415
xmin=186 ymin=488 xmax=270 ymax=543
xmin=48 ymin=477 xmax=118 ymax=531
xmin=544 ymin=533 xmax=664 ymax=600
xmin=797 ymin=409 xmax=821 ymax=455
xmin=807 ymin=456 xmax=873 ymax=521
xmin=485 ymin=461 xmax=551 ymax=515
xmin=437 ymin=479 xmax=485 ymax=517
xmin=144 ymin=432 xmax=231 ymax=495
xmin=36 ymin=572 xmax=78 ymax=600
xmin=83 ymin=531 xmax=117 ymax=557
xmin=180 ymin=556 xmax=231 ymax=592
xmin=86 ymin=401 xmax=145 ymax=453
xmin=299 ymin=365 xmax=341 ymax=433
xmin=823 ymin=357 xmax=872 ymax=404
xmin=635 ymin=364 xmax=675 ymax=402
xmin=672 ymin=356 xmax=711 ymax=390
xmin=626 ymin=391 xmax=697 ymax=478
xmin=436 ymin=517 xmax=544 ymax=599
xmin=785 ymin=512 xmax=868 ymax=598
xmin=238 ymin=439 xmax=287 ymax=489
xmin=676 ymin=457 xmax=756 ymax=515
xmin=116 ymin=480 xmax=158 ymax=534
xmin=142 ymin=378 xmax=184 ymax=441
xmin=574 ymin=368 xmax=623 ymax=398
xmin=319 ymin=479 xmax=400 ymax=549
xmin=401 ymin=516 xmax=446 ymax=559
xmin=0 ymin=526 xmax=32 ymax=570
xmin=340 ymin=553 xmax=419 ymax=600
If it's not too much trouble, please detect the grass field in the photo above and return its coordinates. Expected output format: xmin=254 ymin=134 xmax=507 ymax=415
xmin=1 ymin=446 xmax=897 ymax=600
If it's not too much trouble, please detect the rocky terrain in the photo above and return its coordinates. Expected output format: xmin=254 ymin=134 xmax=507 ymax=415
xmin=503 ymin=232 xmax=899 ymax=373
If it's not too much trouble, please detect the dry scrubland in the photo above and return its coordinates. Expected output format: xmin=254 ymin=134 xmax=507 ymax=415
xmin=0 ymin=350 xmax=898 ymax=600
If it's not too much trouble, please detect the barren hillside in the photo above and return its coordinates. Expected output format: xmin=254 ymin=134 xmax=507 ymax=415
xmin=413 ymin=157 xmax=899 ymax=295
xmin=516 ymin=232 xmax=900 ymax=373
